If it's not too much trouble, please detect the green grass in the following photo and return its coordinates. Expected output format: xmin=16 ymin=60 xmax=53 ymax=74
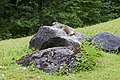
xmin=0 ymin=18 xmax=120 ymax=80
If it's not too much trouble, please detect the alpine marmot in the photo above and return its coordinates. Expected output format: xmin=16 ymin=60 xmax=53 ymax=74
xmin=52 ymin=22 xmax=75 ymax=36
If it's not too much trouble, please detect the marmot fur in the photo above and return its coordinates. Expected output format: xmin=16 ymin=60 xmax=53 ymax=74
xmin=52 ymin=22 xmax=75 ymax=36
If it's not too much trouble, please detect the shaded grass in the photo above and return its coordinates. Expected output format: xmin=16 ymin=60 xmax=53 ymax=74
xmin=0 ymin=18 xmax=120 ymax=80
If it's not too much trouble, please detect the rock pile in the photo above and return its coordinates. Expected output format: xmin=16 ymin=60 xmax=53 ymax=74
xmin=16 ymin=22 xmax=85 ymax=73
xmin=17 ymin=47 xmax=82 ymax=73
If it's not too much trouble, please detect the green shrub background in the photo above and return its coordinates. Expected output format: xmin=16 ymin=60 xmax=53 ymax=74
xmin=0 ymin=0 xmax=120 ymax=40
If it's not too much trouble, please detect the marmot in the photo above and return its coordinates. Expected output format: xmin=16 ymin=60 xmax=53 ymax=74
xmin=52 ymin=22 xmax=75 ymax=36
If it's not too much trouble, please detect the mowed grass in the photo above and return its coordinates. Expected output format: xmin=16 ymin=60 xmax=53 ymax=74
xmin=0 ymin=18 xmax=120 ymax=80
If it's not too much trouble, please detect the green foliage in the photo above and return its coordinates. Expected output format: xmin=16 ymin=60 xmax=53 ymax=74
xmin=55 ymin=64 xmax=69 ymax=76
xmin=73 ymin=42 xmax=102 ymax=72
xmin=74 ymin=54 xmax=95 ymax=72
xmin=55 ymin=42 xmax=102 ymax=76
xmin=41 ymin=0 xmax=120 ymax=27
xmin=0 ymin=0 xmax=120 ymax=40
xmin=0 ymin=0 xmax=40 ymax=40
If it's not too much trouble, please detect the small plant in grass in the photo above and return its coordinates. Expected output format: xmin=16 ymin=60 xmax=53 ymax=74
xmin=56 ymin=42 xmax=102 ymax=75
xmin=73 ymin=42 xmax=102 ymax=72
xmin=73 ymin=51 xmax=96 ymax=72
xmin=55 ymin=63 xmax=70 ymax=76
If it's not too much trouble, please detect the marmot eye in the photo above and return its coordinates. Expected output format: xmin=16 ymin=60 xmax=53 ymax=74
xmin=60 ymin=26 xmax=62 ymax=28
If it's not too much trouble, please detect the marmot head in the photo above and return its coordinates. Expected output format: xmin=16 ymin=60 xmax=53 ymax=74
xmin=52 ymin=22 xmax=60 ymax=26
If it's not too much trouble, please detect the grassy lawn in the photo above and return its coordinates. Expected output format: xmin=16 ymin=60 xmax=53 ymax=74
xmin=0 ymin=18 xmax=120 ymax=80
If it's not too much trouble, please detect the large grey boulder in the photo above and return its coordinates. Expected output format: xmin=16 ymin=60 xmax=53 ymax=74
xmin=29 ymin=26 xmax=81 ymax=51
xmin=90 ymin=32 xmax=120 ymax=51
xmin=16 ymin=47 xmax=82 ymax=73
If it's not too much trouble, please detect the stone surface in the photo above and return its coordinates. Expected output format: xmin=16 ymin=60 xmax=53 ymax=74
xmin=29 ymin=26 xmax=81 ymax=51
xmin=90 ymin=32 xmax=120 ymax=51
xmin=72 ymin=32 xmax=86 ymax=41
xmin=16 ymin=47 xmax=82 ymax=73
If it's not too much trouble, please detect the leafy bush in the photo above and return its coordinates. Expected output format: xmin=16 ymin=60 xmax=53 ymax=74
xmin=56 ymin=42 xmax=102 ymax=75
xmin=0 ymin=0 xmax=120 ymax=40
xmin=74 ymin=42 xmax=102 ymax=71
xmin=0 ymin=0 xmax=40 ymax=40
